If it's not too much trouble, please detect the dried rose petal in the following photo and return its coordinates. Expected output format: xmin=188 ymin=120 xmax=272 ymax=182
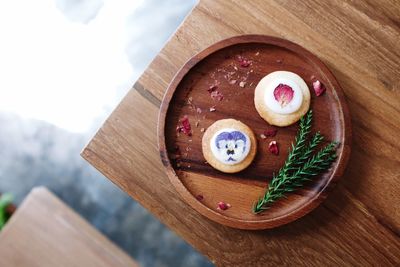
xmin=196 ymin=194 xmax=204 ymax=201
xmin=264 ymin=129 xmax=277 ymax=137
xmin=181 ymin=116 xmax=191 ymax=130
xmin=274 ymin=84 xmax=294 ymax=107
xmin=217 ymin=201 xmax=231 ymax=210
xmin=238 ymin=56 xmax=251 ymax=67
xmin=210 ymin=90 xmax=224 ymax=101
xmin=313 ymin=80 xmax=326 ymax=96
xmin=176 ymin=115 xmax=192 ymax=136
xmin=268 ymin=141 xmax=279 ymax=155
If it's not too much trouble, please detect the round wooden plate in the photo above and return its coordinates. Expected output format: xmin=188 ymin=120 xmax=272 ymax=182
xmin=158 ymin=35 xmax=351 ymax=230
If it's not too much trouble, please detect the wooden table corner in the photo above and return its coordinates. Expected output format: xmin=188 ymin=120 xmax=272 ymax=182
xmin=82 ymin=1 xmax=400 ymax=266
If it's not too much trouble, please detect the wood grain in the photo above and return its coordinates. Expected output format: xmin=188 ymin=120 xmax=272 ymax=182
xmin=82 ymin=0 xmax=400 ymax=265
xmin=0 ymin=187 xmax=138 ymax=267
xmin=158 ymin=35 xmax=351 ymax=229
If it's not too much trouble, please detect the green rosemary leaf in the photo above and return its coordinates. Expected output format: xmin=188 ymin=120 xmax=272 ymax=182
xmin=270 ymin=111 xmax=313 ymax=189
xmin=253 ymin=111 xmax=339 ymax=214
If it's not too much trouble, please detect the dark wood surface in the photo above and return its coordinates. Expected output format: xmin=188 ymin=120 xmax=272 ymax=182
xmin=0 ymin=187 xmax=138 ymax=267
xmin=82 ymin=0 xmax=400 ymax=265
xmin=158 ymin=35 xmax=351 ymax=229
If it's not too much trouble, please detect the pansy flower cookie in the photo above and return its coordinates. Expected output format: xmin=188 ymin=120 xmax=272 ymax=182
xmin=202 ymin=119 xmax=257 ymax=173
xmin=254 ymin=71 xmax=311 ymax=126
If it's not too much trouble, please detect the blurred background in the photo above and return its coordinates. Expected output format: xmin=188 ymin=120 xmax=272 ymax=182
xmin=0 ymin=0 xmax=214 ymax=266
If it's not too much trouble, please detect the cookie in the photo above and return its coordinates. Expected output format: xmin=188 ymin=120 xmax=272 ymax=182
xmin=202 ymin=119 xmax=257 ymax=173
xmin=254 ymin=71 xmax=310 ymax=127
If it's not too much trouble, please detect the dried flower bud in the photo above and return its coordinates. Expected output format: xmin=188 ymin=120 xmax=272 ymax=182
xmin=196 ymin=194 xmax=204 ymax=201
xmin=313 ymin=80 xmax=326 ymax=96
xmin=268 ymin=141 xmax=279 ymax=155
xmin=274 ymin=84 xmax=294 ymax=107
xmin=217 ymin=201 xmax=231 ymax=210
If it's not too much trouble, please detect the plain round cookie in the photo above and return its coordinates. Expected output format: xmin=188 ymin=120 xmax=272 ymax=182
xmin=202 ymin=119 xmax=257 ymax=173
xmin=254 ymin=71 xmax=310 ymax=127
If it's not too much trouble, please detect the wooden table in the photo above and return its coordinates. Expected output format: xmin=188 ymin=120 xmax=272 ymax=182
xmin=82 ymin=0 xmax=400 ymax=266
xmin=0 ymin=187 xmax=138 ymax=267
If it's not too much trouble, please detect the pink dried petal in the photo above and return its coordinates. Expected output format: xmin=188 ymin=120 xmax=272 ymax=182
xmin=210 ymin=90 xmax=224 ymax=101
xmin=177 ymin=115 xmax=192 ymax=136
xmin=196 ymin=194 xmax=204 ymax=201
xmin=274 ymin=84 xmax=294 ymax=107
xmin=313 ymin=80 xmax=326 ymax=96
xmin=238 ymin=56 xmax=251 ymax=67
xmin=264 ymin=129 xmax=277 ymax=137
xmin=181 ymin=116 xmax=191 ymax=129
xmin=217 ymin=201 xmax=231 ymax=210
xmin=268 ymin=141 xmax=279 ymax=155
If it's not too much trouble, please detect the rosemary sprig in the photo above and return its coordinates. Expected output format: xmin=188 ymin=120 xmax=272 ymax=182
xmin=253 ymin=111 xmax=338 ymax=214
xmin=279 ymin=110 xmax=313 ymax=176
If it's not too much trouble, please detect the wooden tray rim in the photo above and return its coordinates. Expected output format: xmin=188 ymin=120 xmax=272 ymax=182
xmin=158 ymin=34 xmax=352 ymax=230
